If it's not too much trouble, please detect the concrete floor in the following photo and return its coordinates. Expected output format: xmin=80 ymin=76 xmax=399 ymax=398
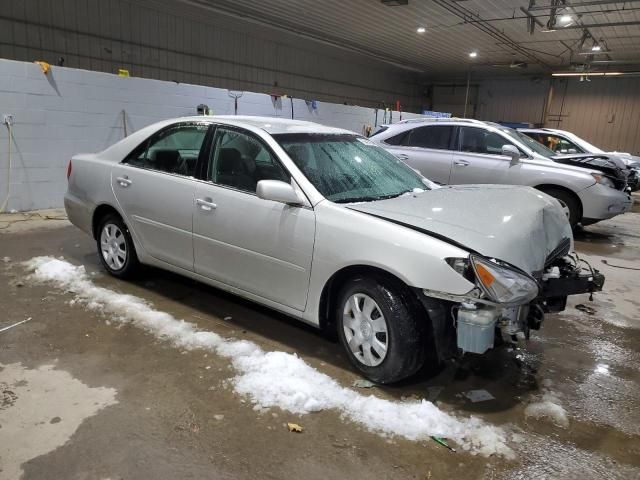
xmin=1 ymin=206 xmax=640 ymax=479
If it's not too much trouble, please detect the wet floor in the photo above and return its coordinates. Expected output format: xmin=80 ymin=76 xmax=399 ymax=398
xmin=1 ymin=211 xmax=639 ymax=479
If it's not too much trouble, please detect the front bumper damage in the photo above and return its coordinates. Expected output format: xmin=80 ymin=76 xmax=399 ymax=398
xmin=419 ymin=254 xmax=604 ymax=358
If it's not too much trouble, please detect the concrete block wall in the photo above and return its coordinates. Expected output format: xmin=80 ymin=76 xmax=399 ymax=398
xmin=0 ymin=59 xmax=423 ymax=212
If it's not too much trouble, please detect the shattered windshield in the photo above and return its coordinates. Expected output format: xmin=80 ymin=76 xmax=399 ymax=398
xmin=500 ymin=127 xmax=556 ymax=159
xmin=274 ymin=133 xmax=429 ymax=203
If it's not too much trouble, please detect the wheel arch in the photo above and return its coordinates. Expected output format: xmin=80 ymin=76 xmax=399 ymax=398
xmin=317 ymin=264 xmax=422 ymax=334
xmin=92 ymin=203 xmax=124 ymax=239
xmin=534 ymin=183 xmax=583 ymax=219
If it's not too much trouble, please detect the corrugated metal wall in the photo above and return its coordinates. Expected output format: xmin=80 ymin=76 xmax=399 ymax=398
xmin=429 ymin=76 xmax=639 ymax=154
xmin=546 ymin=77 xmax=640 ymax=155
xmin=0 ymin=0 xmax=424 ymax=111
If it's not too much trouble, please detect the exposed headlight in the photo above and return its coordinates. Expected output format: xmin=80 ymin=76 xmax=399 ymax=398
xmin=592 ymin=173 xmax=616 ymax=188
xmin=469 ymin=255 xmax=539 ymax=304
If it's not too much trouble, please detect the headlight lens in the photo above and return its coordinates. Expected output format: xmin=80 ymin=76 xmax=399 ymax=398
xmin=592 ymin=173 xmax=616 ymax=188
xmin=469 ymin=255 xmax=539 ymax=304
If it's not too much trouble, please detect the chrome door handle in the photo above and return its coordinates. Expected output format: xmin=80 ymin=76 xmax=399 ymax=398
xmin=454 ymin=160 xmax=470 ymax=167
xmin=116 ymin=176 xmax=132 ymax=187
xmin=397 ymin=154 xmax=409 ymax=160
xmin=196 ymin=198 xmax=217 ymax=211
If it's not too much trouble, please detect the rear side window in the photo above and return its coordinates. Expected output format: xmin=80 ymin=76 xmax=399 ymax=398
xmin=124 ymin=123 xmax=208 ymax=176
xmin=383 ymin=130 xmax=410 ymax=145
xmin=407 ymin=126 xmax=453 ymax=150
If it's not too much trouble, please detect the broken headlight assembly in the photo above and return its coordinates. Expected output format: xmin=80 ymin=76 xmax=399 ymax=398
xmin=445 ymin=255 xmax=539 ymax=304
xmin=591 ymin=173 xmax=616 ymax=189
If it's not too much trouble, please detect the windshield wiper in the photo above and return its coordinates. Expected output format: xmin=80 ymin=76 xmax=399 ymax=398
xmin=333 ymin=196 xmax=381 ymax=204
xmin=333 ymin=191 xmax=417 ymax=204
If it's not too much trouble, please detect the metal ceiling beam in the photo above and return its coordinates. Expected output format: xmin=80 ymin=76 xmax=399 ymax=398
xmin=528 ymin=0 xmax=640 ymax=10
xmin=432 ymin=0 xmax=553 ymax=69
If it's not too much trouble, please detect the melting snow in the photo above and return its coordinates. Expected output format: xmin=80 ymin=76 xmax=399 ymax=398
xmin=24 ymin=256 xmax=514 ymax=457
xmin=524 ymin=388 xmax=569 ymax=428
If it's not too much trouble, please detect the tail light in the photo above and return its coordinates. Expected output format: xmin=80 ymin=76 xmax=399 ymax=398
xmin=66 ymin=160 xmax=72 ymax=180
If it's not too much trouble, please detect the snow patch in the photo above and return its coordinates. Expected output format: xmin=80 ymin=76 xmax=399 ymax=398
xmin=524 ymin=389 xmax=569 ymax=428
xmin=24 ymin=256 xmax=514 ymax=458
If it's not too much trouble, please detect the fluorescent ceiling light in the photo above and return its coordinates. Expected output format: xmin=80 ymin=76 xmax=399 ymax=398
xmin=416 ymin=26 xmax=426 ymax=33
xmin=469 ymin=51 xmax=478 ymax=58
xmin=559 ymin=15 xmax=572 ymax=23
xmin=552 ymin=72 xmax=623 ymax=77
xmin=592 ymin=45 xmax=602 ymax=51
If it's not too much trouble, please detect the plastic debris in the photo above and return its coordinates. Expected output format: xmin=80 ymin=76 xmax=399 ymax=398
xmin=426 ymin=386 xmax=443 ymax=401
xmin=0 ymin=317 xmax=32 ymax=334
xmin=463 ymin=389 xmax=495 ymax=403
xmin=287 ymin=422 xmax=304 ymax=433
xmin=352 ymin=379 xmax=376 ymax=389
xmin=224 ymin=316 xmax=232 ymax=321
xmin=575 ymin=304 xmax=597 ymax=315
xmin=430 ymin=436 xmax=456 ymax=452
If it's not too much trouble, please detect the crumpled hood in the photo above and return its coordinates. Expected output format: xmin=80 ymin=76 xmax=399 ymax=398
xmin=348 ymin=185 xmax=573 ymax=274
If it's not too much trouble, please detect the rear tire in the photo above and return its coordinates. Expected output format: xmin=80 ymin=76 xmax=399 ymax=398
xmin=96 ymin=213 xmax=140 ymax=278
xmin=335 ymin=275 xmax=427 ymax=384
xmin=539 ymin=187 xmax=581 ymax=229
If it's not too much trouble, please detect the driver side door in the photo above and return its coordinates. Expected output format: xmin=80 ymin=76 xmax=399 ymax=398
xmin=193 ymin=126 xmax=316 ymax=311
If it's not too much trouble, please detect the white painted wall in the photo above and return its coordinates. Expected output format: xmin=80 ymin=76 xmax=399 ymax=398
xmin=0 ymin=59 xmax=422 ymax=212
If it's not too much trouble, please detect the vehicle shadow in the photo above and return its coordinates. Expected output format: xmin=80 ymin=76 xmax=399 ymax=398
xmin=82 ymin=252 xmax=543 ymax=416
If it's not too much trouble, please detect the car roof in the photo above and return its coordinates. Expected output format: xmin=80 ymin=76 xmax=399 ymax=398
xmin=172 ymin=115 xmax=354 ymax=135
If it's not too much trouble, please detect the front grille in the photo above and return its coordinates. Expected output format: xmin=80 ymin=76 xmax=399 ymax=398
xmin=545 ymin=237 xmax=571 ymax=268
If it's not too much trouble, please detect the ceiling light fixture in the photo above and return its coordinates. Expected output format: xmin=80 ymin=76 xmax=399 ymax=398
xmin=416 ymin=26 xmax=426 ymax=33
xmin=469 ymin=51 xmax=478 ymax=58
xmin=592 ymin=44 xmax=602 ymax=51
xmin=559 ymin=14 xmax=572 ymax=23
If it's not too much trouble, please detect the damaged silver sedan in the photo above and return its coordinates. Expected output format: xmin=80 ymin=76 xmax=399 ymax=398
xmin=64 ymin=116 xmax=604 ymax=383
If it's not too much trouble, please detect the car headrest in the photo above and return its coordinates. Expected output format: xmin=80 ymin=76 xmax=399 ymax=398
xmin=218 ymin=148 xmax=243 ymax=174
xmin=151 ymin=149 xmax=180 ymax=171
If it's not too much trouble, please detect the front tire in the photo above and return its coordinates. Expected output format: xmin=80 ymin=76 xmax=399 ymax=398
xmin=336 ymin=275 xmax=427 ymax=384
xmin=97 ymin=214 xmax=140 ymax=278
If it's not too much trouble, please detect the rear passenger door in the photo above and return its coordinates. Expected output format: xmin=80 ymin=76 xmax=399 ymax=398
xmin=112 ymin=122 xmax=210 ymax=271
xmin=384 ymin=125 xmax=454 ymax=184
xmin=449 ymin=126 xmax=522 ymax=185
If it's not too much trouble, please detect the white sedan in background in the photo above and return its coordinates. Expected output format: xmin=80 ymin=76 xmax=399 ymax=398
xmin=64 ymin=116 xmax=603 ymax=383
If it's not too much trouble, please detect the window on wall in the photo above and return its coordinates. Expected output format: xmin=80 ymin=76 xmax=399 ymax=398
xmin=125 ymin=123 xmax=208 ymax=176
xmin=208 ymin=127 xmax=290 ymax=193
xmin=407 ymin=126 xmax=453 ymax=150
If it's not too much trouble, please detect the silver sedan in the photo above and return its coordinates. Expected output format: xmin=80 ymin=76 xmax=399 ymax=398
xmin=65 ymin=116 xmax=603 ymax=383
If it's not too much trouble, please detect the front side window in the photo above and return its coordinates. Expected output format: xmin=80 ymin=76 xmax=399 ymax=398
xmin=275 ymin=133 xmax=428 ymax=203
xmin=458 ymin=127 xmax=514 ymax=155
xmin=407 ymin=125 xmax=453 ymax=150
xmin=208 ymin=127 xmax=289 ymax=193
xmin=125 ymin=123 xmax=208 ymax=176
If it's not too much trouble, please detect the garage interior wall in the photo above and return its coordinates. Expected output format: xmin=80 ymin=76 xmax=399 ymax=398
xmin=430 ymin=76 xmax=640 ymax=155
xmin=0 ymin=59 xmax=424 ymax=212
xmin=0 ymin=0 xmax=423 ymax=111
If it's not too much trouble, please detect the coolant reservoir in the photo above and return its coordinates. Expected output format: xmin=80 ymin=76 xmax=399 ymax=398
xmin=457 ymin=305 xmax=498 ymax=354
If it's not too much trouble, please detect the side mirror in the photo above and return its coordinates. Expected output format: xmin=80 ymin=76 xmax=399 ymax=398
xmin=256 ymin=180 xmax=302 ymax=206
xmin=568 ymin=148 xmax=578 ymax=154
xmin=502 ymin=144 xmax=521 ymax=166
